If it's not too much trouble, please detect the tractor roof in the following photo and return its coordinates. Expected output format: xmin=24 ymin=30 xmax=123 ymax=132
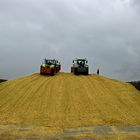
xmin=74 ymin=58 xmax=87 ymax=61
xmin=44 ymin=59 xmax=56 ymax=61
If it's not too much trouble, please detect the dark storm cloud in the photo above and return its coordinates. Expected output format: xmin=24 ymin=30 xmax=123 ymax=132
xmin=0 ymin=0 xmax=140 ymax=81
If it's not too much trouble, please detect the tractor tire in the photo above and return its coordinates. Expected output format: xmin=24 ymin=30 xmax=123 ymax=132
xmin=74 ymin=68 xmax=78 ymax=75
xmin=85 ymin=68 xmax=89 ymax=75
xmin=50 ymin=69 xmax=54 ymax=76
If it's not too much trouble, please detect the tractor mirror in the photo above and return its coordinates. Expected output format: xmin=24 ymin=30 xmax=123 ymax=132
xmin=73 ymin=60 xmax=74 ymax=63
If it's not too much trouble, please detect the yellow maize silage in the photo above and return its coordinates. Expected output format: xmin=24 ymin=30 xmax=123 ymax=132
xmin=0 ymin=72 xmax=140 ymax=130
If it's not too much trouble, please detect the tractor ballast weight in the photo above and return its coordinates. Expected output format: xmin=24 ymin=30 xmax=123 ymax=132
xmin=71 ymin=58 xmax=89 ymax=75
xmin=40 ymin=59 xmax=61 ymax=76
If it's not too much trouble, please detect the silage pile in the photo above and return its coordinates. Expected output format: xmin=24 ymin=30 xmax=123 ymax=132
xmin=0 ymin=73 xmax=140 ymax=129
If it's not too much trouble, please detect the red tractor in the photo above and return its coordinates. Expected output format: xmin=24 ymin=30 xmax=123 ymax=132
xmin=40 ymin=59 xmax=61 ymax=76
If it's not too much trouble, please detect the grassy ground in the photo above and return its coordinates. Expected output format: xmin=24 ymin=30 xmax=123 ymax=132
xmin=0 ymin=72 xmax=140 ymax=138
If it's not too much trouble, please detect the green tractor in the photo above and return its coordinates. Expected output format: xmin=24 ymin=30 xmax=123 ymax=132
xmin=71 ymin=58 xmax=89 ymax=75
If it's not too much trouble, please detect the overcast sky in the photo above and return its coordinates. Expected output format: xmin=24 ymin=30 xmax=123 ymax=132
xmin=0 ymin=0 xmax=140 ymax=81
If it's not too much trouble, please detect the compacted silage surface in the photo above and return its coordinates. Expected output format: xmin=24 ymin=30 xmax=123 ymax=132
xmin=0 ymin=72 xmax=140 ymax=139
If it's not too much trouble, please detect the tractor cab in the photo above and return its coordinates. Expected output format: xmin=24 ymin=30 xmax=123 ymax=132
xmin=43 ymin=59 xmax=55 ymax=65
xmin=74 ymin=59 xmax=88 ymax=67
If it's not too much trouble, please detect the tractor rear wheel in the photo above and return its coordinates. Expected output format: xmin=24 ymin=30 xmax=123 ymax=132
xmin=50 ymin=69 xmax=54 ymax=76
xmin=74 ymin=68 xmax=78 ymax=75
xmin=85 ymin=67 xmax=89 ymax=75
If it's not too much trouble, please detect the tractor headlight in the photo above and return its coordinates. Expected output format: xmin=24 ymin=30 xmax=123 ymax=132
xmin=50 ymin=65 xmax=54 ymax=68
xmin=42 ymin=64 xmax=45 ymax=67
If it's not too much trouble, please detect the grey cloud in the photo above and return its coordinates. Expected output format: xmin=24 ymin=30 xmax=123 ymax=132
xmin=131 ymin=0 xmax=140 ymax=6
xmin=0 ymin=0 xmax=140 ymax=81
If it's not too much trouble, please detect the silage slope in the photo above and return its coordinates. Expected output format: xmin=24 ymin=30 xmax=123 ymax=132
xmin=0 ymin=73 xmax=140 ymax=129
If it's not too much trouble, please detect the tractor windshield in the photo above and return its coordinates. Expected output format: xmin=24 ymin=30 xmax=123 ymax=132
xmin=43 ymin=59 xmax=53 ymax=65
xmin=77 ymin=60 xmax=85 ymax=66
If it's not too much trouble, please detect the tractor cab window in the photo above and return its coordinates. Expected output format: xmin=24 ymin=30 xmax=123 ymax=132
xmin=48 ymin=60 xmax=52 ymax=65
xmin=44 ymin=59 xmax=47 ymax=64
xmin=44 ymin=59 xmax=52 ymax=65
xmin=77 ymin=60 xmax=85 ymax=66
xmin=52 ymin=60 xmax=56 ymax=65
